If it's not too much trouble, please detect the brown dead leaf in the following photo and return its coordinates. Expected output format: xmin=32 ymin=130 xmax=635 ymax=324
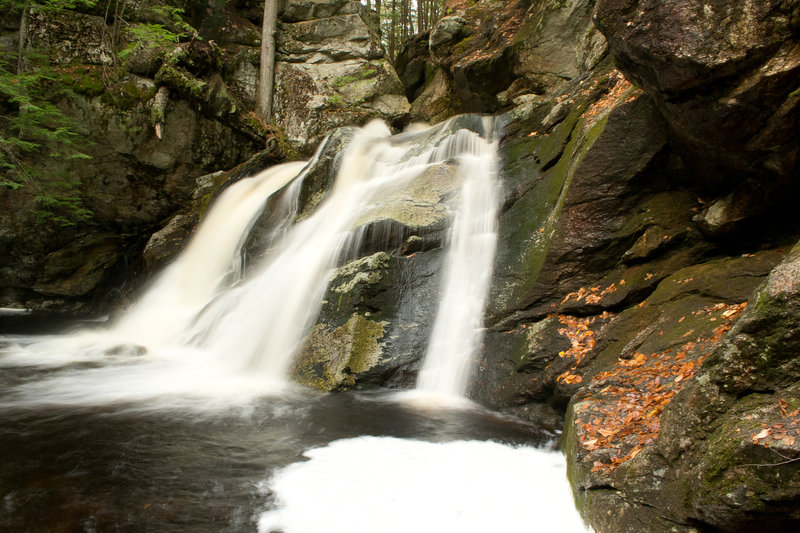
xmin=752 ymin=428 xmax=771 ymax=442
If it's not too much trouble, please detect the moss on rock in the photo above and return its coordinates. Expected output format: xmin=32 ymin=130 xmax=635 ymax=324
xmin=292 ymin=314 xmax=387 ymax=391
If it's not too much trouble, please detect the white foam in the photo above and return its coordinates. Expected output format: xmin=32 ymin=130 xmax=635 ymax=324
xmin=258 ymin=437 xmax=591 ymax=533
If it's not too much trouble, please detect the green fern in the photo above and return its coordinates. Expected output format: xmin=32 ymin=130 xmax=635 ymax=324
xmin=0 ymin=51 xmax=94 ymax=226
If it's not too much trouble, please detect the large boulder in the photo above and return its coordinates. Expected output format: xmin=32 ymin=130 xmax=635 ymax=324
xmin=291 ymin=250 xmax=444 ymax=391
xmin=562 ymin=245 xmax=799 ymax=532
xmin=395 ymin=0 xmax=609 ymax=121
xmin=273 ymin=1 xmax=410 ymax=153
xmin=593 ymin=0 xmax=800 ymax=223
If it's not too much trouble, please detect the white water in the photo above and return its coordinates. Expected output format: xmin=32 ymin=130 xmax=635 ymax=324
xmin=258 ymin=436 xmax=591 ymax=533
xmin=416 ymin=118 xmax=499 ymax=398
xmin=115 ymin=160 xmax=309 ymax=347
xmin=0 ymin=118 xmax=500 ymax=405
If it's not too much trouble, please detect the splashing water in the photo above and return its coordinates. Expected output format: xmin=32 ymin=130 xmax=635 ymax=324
xmin=258 ymin=436 xmax=591 ymax=533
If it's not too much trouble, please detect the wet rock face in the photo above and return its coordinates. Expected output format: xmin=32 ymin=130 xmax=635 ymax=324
xmin=593 ymin=0 xmax=800 ymax=197
xmin=593 ymin=0 xmax=796 ymax=94
xmin=272 ymin=0 xmax=409 ymax=153
xmin=291 ymin=250 xmax=444 ymax=391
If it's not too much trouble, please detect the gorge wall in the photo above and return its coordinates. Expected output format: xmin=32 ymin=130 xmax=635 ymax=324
xmin=1 ymin=0 xmax=799 ymax=531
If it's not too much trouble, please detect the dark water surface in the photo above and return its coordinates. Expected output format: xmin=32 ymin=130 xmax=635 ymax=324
xmin=0 ymin=340 xmax=556 ymax=532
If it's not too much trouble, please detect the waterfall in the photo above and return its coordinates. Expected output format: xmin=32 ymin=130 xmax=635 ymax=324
xmin=1 ymin=117 xmax=500 ymax=404
xmin=416 ymin=120 xmax=500 ymax=397
xmin=114 ymin=161 xmax=309 ymax=347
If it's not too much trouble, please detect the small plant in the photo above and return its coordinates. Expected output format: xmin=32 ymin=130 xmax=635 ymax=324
xmin=117 ymin=6 xmax=198 ymax=62
xmin=118 ymin=23 xmax=180 ymax=60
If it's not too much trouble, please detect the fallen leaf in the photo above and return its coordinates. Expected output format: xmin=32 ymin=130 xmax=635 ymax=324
xmin=752 ymin=428 xmax=771 ymax=442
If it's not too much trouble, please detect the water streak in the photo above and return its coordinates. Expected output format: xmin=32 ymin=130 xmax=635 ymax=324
xmin=115 ymin=161 xmax=309 ymax=347
xmin=416 ymin=118 xmax=500 ymax=398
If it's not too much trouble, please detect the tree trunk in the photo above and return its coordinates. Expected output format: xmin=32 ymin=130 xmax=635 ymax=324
xmin=17 ymin=6 xmax=28 ymax=73
xmin=389 ymin=0 xmax=396 ymax=60
xmin=401 ymin=0 xmax=408 ymax=41
xmin=257 ymin=0 xmax=280 ymax=122
xmin=375 ymin=0 xmax=381 ymax=18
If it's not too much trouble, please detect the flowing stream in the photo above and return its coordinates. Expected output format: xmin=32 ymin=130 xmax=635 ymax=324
xmin=0 ymin=119 xmax=590 ymax=532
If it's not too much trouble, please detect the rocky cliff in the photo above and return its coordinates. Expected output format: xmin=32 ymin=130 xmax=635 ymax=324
xmin=0 ymin=0 xmax=406 ymax=314
xmin=392 ymin=0 xmax=799 ymax=530
xmin=2 ymin=0 xmax=799 ymax=531
xmin=373 ymin=0 xmax=800 ymax=530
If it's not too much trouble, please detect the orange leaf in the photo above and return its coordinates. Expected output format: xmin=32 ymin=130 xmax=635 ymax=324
xmin=752 ymin=428 xmax=770 ymax=442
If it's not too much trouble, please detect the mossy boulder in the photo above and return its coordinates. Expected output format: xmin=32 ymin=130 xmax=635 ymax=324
xmin=292 ymin=249 xmax=445 ymax=391
xmin=293 ymin=313 xmax=388 ymax=391
xmin=489 ymin=69 xmax=670 ymax=324
xmin=561 ymin=245 xmax=797 ymax=532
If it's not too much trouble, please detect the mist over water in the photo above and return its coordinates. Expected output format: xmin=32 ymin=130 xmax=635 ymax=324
xmin=258 ymin=436 xmax=589 ymax=533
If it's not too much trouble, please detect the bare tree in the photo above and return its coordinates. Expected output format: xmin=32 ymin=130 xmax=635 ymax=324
xmin=257 ymin=0 xmax=281 ymax=122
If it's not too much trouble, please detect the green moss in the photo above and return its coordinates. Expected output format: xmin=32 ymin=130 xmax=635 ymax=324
xmin=347 ymin=315 xmax=386 ymax=373
xmin=424 ymin=64 xmax=439 ymax=84
xmin=332 ymin=65 xmax=378 ymax=88
xmin=59 ymin=66 xmax=106 ymax=97
xmin=270 ymin=123 xmax=301 ymax=161
xmin=693 ymin=391 xmax=800 ymax=511
xmin=496 ymin=109 xmax=609 ymax=309
xmin=326 ymin=93 xmax=346 ymax=107
xmin=155 ymin=64 xmax=206 ymax=101
xmin=452 ymin=34 xmax=478 ymax=55
xmin=292 ymin=314 xmax=387 ymax=391
xmin=534 ymin=106 xmax=583 ymax=164
xmin=194 ymin=171 xmax=231 ymax=220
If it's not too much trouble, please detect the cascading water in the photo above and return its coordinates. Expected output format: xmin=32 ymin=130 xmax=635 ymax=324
xmin=0 ymin=118 xmax=592 ymax=533
xmin=114 ymin=160 xmax=309 ymax=347
xmin=416 ymin=117 xmax=500 ymax=398
xmin=0 ymin=117 xmax=500 ymax=403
